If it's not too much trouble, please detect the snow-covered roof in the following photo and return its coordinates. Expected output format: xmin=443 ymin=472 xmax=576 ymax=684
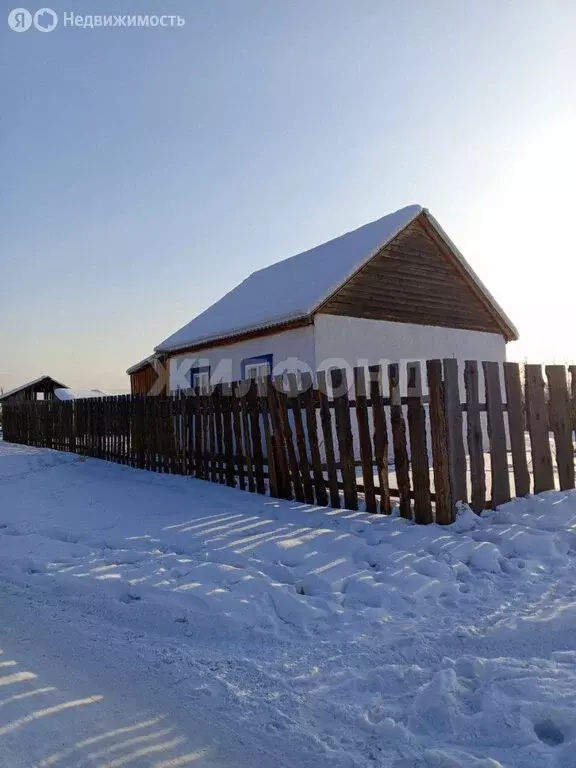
xmin=155 ymin=204 xmax=518 ymax=353
xmin=126 ymin=355 xmax=158 ymax=375
xmin=156 ymin=205 xmax=423 ymax=353
xmin=54 ymin=388 xmax=109 ymax=401
xmin=0 ymin=375 xmax=68 ymax=401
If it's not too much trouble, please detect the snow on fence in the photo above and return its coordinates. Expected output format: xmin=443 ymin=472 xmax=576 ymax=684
xmin=3 ymin=360 xmax=576 ymax=525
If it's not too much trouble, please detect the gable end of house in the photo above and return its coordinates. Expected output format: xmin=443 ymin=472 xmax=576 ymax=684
xmin=315 ymin=212 xmax=517 ymax=341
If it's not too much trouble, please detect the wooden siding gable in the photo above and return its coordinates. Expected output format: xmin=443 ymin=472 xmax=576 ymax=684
xmin=317 ymin=215 xmax=513 ymax=339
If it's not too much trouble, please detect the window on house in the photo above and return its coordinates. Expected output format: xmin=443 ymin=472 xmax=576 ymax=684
xmin=241 ymin=354 xmax=273 ymax=381
xmin=189 ymin=365 xmax=211 ymax=393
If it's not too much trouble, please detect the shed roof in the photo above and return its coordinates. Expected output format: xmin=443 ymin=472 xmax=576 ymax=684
xmin=153 ymin=204 xmax=517 ymax=354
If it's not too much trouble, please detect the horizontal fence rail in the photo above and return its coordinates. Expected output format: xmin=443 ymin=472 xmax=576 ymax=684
xmin=3 ymin=360 xmax=576 ymax=524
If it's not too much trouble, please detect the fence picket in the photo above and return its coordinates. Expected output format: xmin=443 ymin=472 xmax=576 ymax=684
xmin=546 ymin=365 xmax=574 ymax=491
xmin=194 ymin=390 xmax=203 ymax=479
xmin=231 ymin=383 xmax=246 ymax=491
xmin=570 ymin=366 xmax=576 ymax=432
xmin=185 ymin=393 xmax=194 ymax=475
xmin=206 ymin=390 xmax=216 ymax=482
xmin=213 ymin=385 xmax=225 ymax=484
xmin=331 ymin=368 xmax=358 ymax=511
xmin=388 ymin=364 xmax=411 ymax=519
xmin=112 ymin=396 xmax=118 ymax=463
xmin=158 ymin=396 xmax=166 ymax=473
xmin=288 ymin=374 xmax=314 ymax=504
xmin=443 ymin=358 xmax=467 ymax=508
xmin=151 ymin=395 xmax=160 ymax=472
xmin=368 ymin=365 xmax=391 ymax=515
xmin=301 ymin=372 xmax=327 ymax=507
xmin=503 ymin=362 xmax=531 ymax=498
xmin=525 ymin=364 xmax=555 ymax=494
xmin=165 ymin=395 xmax=173 ymax=472
xmin=239 ymin=385 xmax=255 ymax=493
xmin=483 ymin=361 xmax=510 ymax=508
xmin=354 ymin=366 xmax=376 ymax=513
xmin=246 ymin=379 xmax=266 ymax=494
xmin=221 ymin=383 xmax=236 ymax=488
xmin=464 ymin=361 xmax=486 ymax=512
xmin=317 ymin=371 xmax=340 ymax=509
xmin=277 ymin=378 xmax=304 ymax=502
xmin=268 ymin=378 xmax=291 ymax=500
xmin=259 ymin=378 xmax=277 ymax=497
xmin=426 ymin=360 xmax=453 ymax=524
xmin=117 ymin=396 xmax=123 ymax=464
xmin=406 ymin=362 xmax=432 ymax=524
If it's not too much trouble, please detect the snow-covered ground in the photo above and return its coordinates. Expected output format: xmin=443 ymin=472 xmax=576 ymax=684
xmin=1 ymin=442 xmax=576 ymax=767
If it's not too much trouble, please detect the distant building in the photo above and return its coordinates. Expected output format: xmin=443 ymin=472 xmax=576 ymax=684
xmin=0 ymin=375 xmax=68 ymax=406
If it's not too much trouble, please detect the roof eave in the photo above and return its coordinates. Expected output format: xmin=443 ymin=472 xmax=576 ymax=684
xmin=126 ymin=356 xmax=157 ymax=375
xmin=154 ymin=312 xmax=311 ymax=355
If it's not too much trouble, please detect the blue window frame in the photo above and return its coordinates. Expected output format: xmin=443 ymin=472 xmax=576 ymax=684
xmin=189 ymin=365 xmax=211 ymax=392
xmin=241 ymin=354 xmax=273 ymax=380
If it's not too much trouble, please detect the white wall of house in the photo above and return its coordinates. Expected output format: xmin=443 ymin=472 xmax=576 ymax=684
xmin=168 ymin=313 xmax=508 ymax=394
xmin=314 ymin=314 xmax=505 ymax=369
xmin=314 ymin=314 xmax=506 ymax=394
xmin=168 ymin=324 xmax=316 ymax=390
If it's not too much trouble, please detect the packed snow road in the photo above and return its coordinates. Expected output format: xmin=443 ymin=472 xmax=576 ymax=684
xmin=1 ymin=442 xmax=576 ymax=767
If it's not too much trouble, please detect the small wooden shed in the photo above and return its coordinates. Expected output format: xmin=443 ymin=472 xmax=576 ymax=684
xmin=0 ymin=375 xmax=68 ymax=406
xmin=126 ymin=356 xmax=164 ymax=395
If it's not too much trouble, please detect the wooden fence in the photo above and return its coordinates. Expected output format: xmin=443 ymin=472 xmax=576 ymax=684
xmin=3 ymin=360 xmax=576 ymax=525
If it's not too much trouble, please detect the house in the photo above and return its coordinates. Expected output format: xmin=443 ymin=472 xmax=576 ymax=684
xmin=128 ymin=205 xmax=518 ymax=394
xmin=0 ymin=375 xmax=68 ymax=406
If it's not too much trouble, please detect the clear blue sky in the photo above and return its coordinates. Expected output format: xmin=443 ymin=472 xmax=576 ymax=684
xmin=2 ymin=0 xmax=575 ymax=392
